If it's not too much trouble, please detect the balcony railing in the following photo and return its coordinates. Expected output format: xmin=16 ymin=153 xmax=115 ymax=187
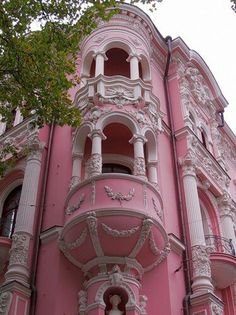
xmin=205 ymin=235 xmax=235 ymax=256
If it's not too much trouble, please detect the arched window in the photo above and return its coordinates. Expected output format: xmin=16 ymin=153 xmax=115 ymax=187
xmin=0 ymin=185 xmax=22 ymax=238
xmin=104 ymin=48 xmax=130 ymax=78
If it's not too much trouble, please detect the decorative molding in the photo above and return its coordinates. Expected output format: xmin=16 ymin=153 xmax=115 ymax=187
xmin=152 ymin=198 xmax=163 ymax=221
xmin=60 ymin=228 xmax=87 ymax=250
xmin=78 ymin=290 xmax=87 ymax=315
xmin=129 ymin=218 xmax=153 ymax=258
xmin=65 ymin=193 xmax=85 ymax=215
xmin=149 ymin=231 xmax=161 ymax=256
xmin=108 ymin=265 xmax=124 ymax=286
xmin=0 ymin=292 xmax=12 ymax=315
xmin=139 ymin=295 xmax=148 ymax=315
xmin=134 ymin=157 xmax=146 ymax=177
xmin=143 ymin=183 xmax=147 ymax=209
xmin=192 ymin=245 xmax=211 ymax=278
xmin=87 ymin=153 xmax=102 ymax=177
xmin=211 ymin=303 xmax=223 ymax=315
xmin=144 ymin=242 xmax=171 ymax=273
xmin=86 ymin=212 xmax=103 ymax=257
xmin=91 ymin=180 xmax=96 ymax=205
xmin=104 ymin=186 xmax=135 ymax=204
xmin=9 ymin=233 xmax=29 ymax=266
xmin=101 ymin=223 xmax=140 ymax=237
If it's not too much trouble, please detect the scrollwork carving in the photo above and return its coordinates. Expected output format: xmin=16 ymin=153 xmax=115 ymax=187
xmin=0 ymin=291 xmax=12 ymax=315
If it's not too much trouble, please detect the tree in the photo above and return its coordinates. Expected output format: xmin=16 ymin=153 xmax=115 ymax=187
xmin=231 ymin=0 xmax=236 ymax=12
xmin=0 ymin=0 xmax=160 ymax=175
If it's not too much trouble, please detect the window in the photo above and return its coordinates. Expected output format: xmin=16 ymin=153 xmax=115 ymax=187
xmin=102 ymin=163 xmax=131 ymax=174
xmin=0 ymin=185 xmax=22 ymax=238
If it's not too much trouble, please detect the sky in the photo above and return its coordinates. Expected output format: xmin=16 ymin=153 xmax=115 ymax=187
xmin=138 ymin=0 xmax=236 ymax=134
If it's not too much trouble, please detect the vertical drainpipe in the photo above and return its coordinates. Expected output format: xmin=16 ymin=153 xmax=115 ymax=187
xmin=163 ymin=36 xmax=191 ymax=315
xmin=30 ymin=122 xmax=55 ymax=315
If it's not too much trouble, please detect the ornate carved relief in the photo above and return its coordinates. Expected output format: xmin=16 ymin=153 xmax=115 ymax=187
xmin=134 ymin=157 xmax=146 ymax=177
xmin=9 ymin=233 xmax=29 ymax=266
xmin=60 ymin=228 xmax=87 ymax=250
xmin=65 ymin=193 xmax=85 ymax=215
xmin=152 ymin=198 xmax=163 ymax=221
xmin=139 ymin=295 xmax=148 ymax=315
xmin=91 ymin=180 xmax=96 ymax=205
xmin=104 ymin=186 xmax=135 ymax=204
xmin=102 ymin=223 xmax=140 ymax=237
xmin=192 ymin=245 xmax=211 ymax=278
xmin=78 ymin=290 xmax=87 ymax=315
xmin=149 ymin=231 xmax=161 ymax=256
xmin=108 ymin=265 xmax=123 ymax=286
xmin=86 ymin=212 xmax=103 ymax=257
xmin=129 ymin=218 xmax=153 ymax=258
xmin=211 ymin=303 xmax=223 ymax=315
xmin=83 ymin=106 xmax=112 ymax=124
xmin=87 ymin=153 xmax=102 ymax=176
xmin=0 ymin=292 xmax=12 ymax=315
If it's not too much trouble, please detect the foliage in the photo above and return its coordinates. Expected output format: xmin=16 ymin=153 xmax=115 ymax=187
xmin=0 ymin=0 xmax=160 ymax=176
xmin=231 ymin=0 xmax=236 ymax=12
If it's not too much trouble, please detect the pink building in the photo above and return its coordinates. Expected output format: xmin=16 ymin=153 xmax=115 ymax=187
xmin=0 ymin=4 xmax=235 ymax=315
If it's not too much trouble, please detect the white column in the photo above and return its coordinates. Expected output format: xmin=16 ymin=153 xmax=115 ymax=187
xmin=5 ymin=132 xmax=44 ymax=287
xmin=218 ymin=193 xmax=236 ymax=251
xmin=93 ymin=51 xmax=107 ymax=77
xmin=88 ymin=130 xmax=106 ymax=177
xmin=147 ymin=161 xmax=158 ymax=186
xmin=70 ymin=153 xmax=83 ymax=189
xmin=129 ymin=134 xmax=147 ymax=179
xmin=127 ymin=53 xmax=140 ymax=80
xmin=180 ymin=151 xmax=213 ymax=294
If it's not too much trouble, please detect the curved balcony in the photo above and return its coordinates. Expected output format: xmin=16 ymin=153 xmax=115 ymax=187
xmin=59 ymin=174 xmax=169 ymax=278
xmin=75 ymin=75 xmax=161 ymax=121
xmin=205 ymin=235 xmax=236 ymax=289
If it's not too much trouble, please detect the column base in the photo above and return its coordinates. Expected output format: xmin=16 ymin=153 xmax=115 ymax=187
xmin=0 ymin=281 xmax=31 ymax=315
xmin=190 ymin=291 xmax=224 ymax=315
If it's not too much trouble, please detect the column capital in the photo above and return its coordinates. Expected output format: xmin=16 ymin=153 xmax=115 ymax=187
xmin=129 ymin=134 xmax=147 ymax=145
xmin=26 ymin=131 xmax=44 ymax=160
xmin=92 ymin=50 xmax=108 ymax=61
xmin=179 ymin=150 xmax=197 ymax=176
xmin=126 ymin=53 xmax=141 ymax=62
xmin=88 ymin=129 xmax=106 ymax=141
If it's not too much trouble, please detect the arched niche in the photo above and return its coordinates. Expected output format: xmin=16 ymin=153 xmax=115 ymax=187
xmin=198 ymin=189 xmax=220 ymax=237
xmin=97 ymin=112 xmax=140 ymax=136
xmin=0 ymin=176 xmax=23 ymax=238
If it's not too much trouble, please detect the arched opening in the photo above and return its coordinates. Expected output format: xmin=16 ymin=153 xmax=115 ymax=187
xmin=0 ymin=185 xmax=22 ymax=238
xmin=89 ymin=59 xmax=95 ymax=77
xmin=102 ymin=123 xmax=133 ymax=174
xmin=104 ymin=48 xmax=130 ymax=78
xmin=104 ymin=287 xmax=128 ymax=315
